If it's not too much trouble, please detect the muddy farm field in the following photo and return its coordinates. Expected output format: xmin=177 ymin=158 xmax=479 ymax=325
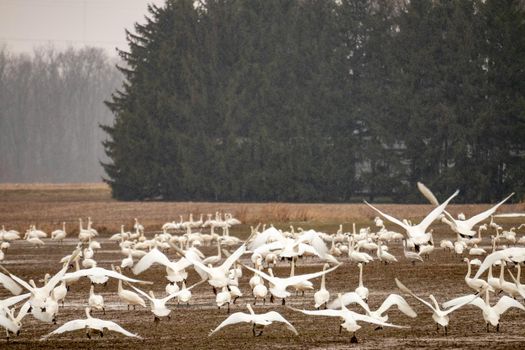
xmin=1 ymin=184 xmax=525 ymax=349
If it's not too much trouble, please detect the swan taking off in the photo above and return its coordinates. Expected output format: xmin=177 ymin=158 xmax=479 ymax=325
xmin=40 ymin=307 xmax=141 ymax=340
xmin=209 ymin=304 xmax=297 ymax=337
xmin=290 ymin=293 xmax=407 ymax=343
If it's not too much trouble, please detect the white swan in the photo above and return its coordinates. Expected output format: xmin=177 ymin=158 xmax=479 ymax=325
xmin=463 ymin=258 xmax=493 ymax=293
xmin=88 ymin=285 xmax=105 ymax=314
xmin=41 ymin=307 xmax=141 ymax=340
xmin=117 ymin=278 xmax=145 ymax=310
xmin=209 ymin=304 xmax=297 ymax=337
xmin=365 ymin=190 xmax=458 ymax=248
xmin=51 ymin=222 xmax=67 ymax=243
xmin=131 ymin=280 xmax=202 ymax=321
xmin=442 ymin=288 xmax=525 ymax=332
xmin=62 ymin=266 xmax=151 ymax=285
xmin=396 ymin=278 xmax=477 ymax=335
xmin=175 ymin=243 xmax=246 ymax=291
xmin=243 ymin=263 xmax=341 ymax=305
xmin=441 ymin=194 xmax=514 ymax=237
xmin=403 ymin=239 xmax=423 ymax=265
xmin=314 ymin=263 xmax=330 ymax=309
xmin=291 ymin=293 xmax=407 ymax=343
xmin=328 ymin=292 xmax=417 ymax=324
xmin=355 ymin=263 xmax=369 ymax=302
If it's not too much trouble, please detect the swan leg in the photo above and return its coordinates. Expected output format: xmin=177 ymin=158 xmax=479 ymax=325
xmin=436 ymin=323 xmax=439 ymax=332
xmin=496 ymin=323 xmax=500 ymax=332
xmin=103 ymin=307 xmax=105 ymax=315
xmin=270 ymin=294 xmax=274 ymax=303
xmin=252 ymin=324 xmax=256 ymax=337
xmin=339 ymin=325 xmax=342 ymax=334
xmin=133 ymin=305 xmax=136 ymax=310
xmin=350 ymin=333 xmax=358 ymax=343
xmin=154 ymin=316 xmax=160 ymax=323
xmin=486 ymin=323 xmax=490 ymax=332
xmin=263 ymin=298 xmax=266 ymax=305
xmin=444 ymin=326 xmax=448 ymax=336
xmin=253 ymin=297 xmax=257 ymax=305
xmin=227 ymin=303 xmax=230 ymax=314
xmin=5 ymin=329 xmax=9 ymax=343
xmin=127 ymin=305 xmax=130 ymax=311
xmin=212 ymin=287 xmax=217 ymax=295
xmin=281 ymin=298 xmax=286 ymax=306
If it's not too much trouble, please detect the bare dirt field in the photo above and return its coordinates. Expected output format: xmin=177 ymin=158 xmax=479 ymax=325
xmin=1 ymin=184 xmax=525 ymax=349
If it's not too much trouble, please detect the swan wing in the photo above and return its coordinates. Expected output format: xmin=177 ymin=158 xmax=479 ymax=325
xmin=291 ymin=307 xmax=342 ymax=318
xmin=283 ymin=263 xmax=341 ymax=286
xmin=376 ymin=294 xmax=417 ymax=318
xmin=43 ymin=263 xmax=71 ymax=294
xmin=349 ymin=310 xmax=408 ymax=328
xmin=442 ymin=293 xmax=480 ymax=316
xmin=493 ymin=296 xmax=525 ymax=315
xmin=395 ymin=278 xmax=435 ymax=311
xmin=264 ymin=311 xmax=298 ymax=335
xmin=441 ymin=295 xmax=485 ymax=311
xmin=416 ymin=190 xmax=459 ymax=232
xmin=0 ymin=272 xmax=23 ymax=295
xmin=249 ymin=227 xmax=283 ymax=250
xmin=161 ymin=280 xmax=205 ymax=302
xmin=0 ymin=293 xmax=31 ymax=309
xmin=327 ymin=292 xmax=370 ymax=313
xmin=220 ymin=244 xmax=246 ymax=272
xmin=464 ymin=193 xmax=514 ymax=228
xmin=364 ymin=201 xmax=409 ymax=230
xmin=41 ymin=319 xmax=88 ymax=340
xmin=494 ymin=213 xmax=525 ymax=218
xmin=242 ymin=265 xmax=278 ymax=285
xmin=132 ymin=248 xmax=172 ymax=275
xmin=296 ymin=231 xmax=328 ymax=258
xmin=209 ymin=312 xmax=252 ymax=336
xmin=417 ymin=182 xmax=440 ymax=206
xmin=97 ymin=319 xmax=142 ymax=338
xmin=129 ymin=285 xmax=153 ymax=302
xmin=15 ymin=300 xmax=32 ymax=322
xmin=472 ymin=248 xmax=525 ymax=280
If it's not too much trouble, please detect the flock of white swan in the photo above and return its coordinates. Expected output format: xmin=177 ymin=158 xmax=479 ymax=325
xmin=1 ymin=182 xmax=525 ymax=344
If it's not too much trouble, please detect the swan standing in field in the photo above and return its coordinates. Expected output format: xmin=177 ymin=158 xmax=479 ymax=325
xmin=403 ymin=239 xmax=424 ymax=265
xmin=88 ymin=285 xmax=105 ymax=314
xmin=216 ymin=286 xmax=232 ymax=312
xmin=314 ymin=264 xmax=330 ymax=309
xmin=291 ymin=293 xmax=407 ymax=343
xmin=395 ymin=278 xmax=477 ymax=335
xmin=209 ymin=304 xmax=297 ymax=337
xmin=442 ymin=288 xmax=525 ymax=332
xmin=355 ymin=263 xmax=369 ymax=302
xmin=365 ymin=190 xmax=459 ymax=249
xmin=41 ymin=307 xmax=141 ymax=340
xmin=463 ymin=258 xmax=493 ymax=293
xmin=51 ymin=222 xmax=67 ymax=243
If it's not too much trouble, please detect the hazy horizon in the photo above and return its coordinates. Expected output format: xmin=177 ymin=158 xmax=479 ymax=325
xmin=0 ymin=0 xmax=165 ymax=56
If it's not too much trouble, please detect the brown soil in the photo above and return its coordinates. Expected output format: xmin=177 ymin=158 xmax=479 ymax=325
xmin=1 ymin=184 xmax=525 ymax=349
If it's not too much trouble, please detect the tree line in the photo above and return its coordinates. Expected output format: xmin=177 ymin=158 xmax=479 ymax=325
xmin=0 ymin=46 xmax=121 ymax=183
xmin=98 ymin=0 xmax=523 ymax=202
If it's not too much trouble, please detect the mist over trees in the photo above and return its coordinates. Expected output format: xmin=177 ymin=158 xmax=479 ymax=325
xmin=102 ymin=0 xmax=525 ymax=202
xmin=0 ymin=46 xmax=121 ymax=183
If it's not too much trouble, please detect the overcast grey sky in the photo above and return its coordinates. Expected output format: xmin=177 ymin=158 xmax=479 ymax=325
xmin=0 ymin=0 xmax=165 ymax=55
